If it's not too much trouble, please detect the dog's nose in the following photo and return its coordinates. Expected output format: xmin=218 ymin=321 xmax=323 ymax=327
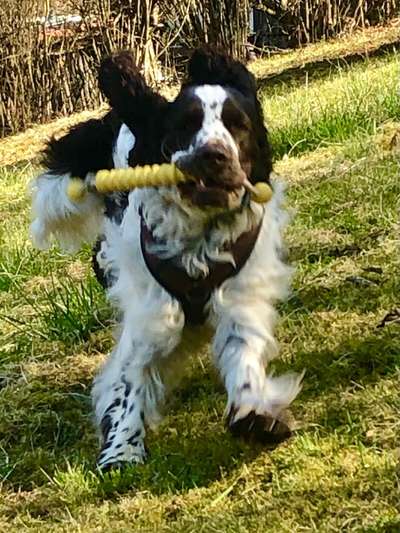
xmin=197 ymin=143 xmax=230 ymax=167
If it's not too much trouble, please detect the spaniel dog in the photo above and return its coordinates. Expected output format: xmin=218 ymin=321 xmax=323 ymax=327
xmin=31 ymin=49 xmax=303 ymax=471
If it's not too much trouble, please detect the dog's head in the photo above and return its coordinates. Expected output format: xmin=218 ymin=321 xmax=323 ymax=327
xmin=99 ymin=49 xmax=272 ymax=210
xmin=163 ymin=49 xmax=272 ymax=209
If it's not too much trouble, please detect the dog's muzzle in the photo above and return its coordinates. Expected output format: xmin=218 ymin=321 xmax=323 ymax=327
xmin=175 ymin=141 xmax=247 ymax=208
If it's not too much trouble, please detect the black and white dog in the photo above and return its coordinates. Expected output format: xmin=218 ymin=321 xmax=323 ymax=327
xmin=31 ymin=49 xmax=303 ymax=471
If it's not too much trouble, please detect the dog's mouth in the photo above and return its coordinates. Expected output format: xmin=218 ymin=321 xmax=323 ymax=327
xmin=177 ymin=178 xmax=246 ymax=209
xmin=175 ymin=154 xmax=248 ymax=209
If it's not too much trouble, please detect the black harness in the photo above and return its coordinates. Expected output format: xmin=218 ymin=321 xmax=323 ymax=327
xmin=139 ymin=209 xmax=261 ymax=325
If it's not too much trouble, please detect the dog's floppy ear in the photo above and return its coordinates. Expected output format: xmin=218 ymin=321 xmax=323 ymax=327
xmin=186 ymin=47 xmax=257 ymax=99
xmin=98 ymin=51 xmax=167 ymax=131
xmin=99 ymin=51 xmax=146 ymax=104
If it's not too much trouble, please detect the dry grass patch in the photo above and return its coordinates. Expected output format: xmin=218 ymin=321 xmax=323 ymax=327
xmin=250 ymin=19 xmax=400 ymax=80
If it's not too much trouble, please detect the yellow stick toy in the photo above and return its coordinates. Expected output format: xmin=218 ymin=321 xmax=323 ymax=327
xmin=67 ymin=164 xmax=272 ymax=204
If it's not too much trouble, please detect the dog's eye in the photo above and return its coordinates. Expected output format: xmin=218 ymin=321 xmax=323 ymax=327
xmin=226 ymin=111 xmax=251 ymax=132
xmin=178 ymin=107 xmax=203 ymax=134
xmin=222 ymin=102 xmax=251 ymax=133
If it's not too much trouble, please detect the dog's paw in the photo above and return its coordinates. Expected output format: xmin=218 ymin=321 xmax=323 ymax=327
xmin=97 ymin=452 xmax=147 ymax=473
xmin=98 ymin=460 xmax=130 ymax=474
xmin=228 ymin=407 xmax=291 ymax=445
xmin=97 ymin=442 xmax=148 ymax=472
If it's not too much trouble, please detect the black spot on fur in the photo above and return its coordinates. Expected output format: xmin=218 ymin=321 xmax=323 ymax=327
xmin=92 ymin=238 xmax=114 ymax=289
xmin=127 ymin=429 xmax=141 ymax=445
xmin=122 ymin=375 xmax=132 ymax=397
xmin=104 ymin=192 xmax=130 ymax=225
xmin=99 ymin=454 xmax=123 ymax=467
xmin=128 ymin=403 xmax=135 ymax=414
xmin=101 ymin=440 xmax=113 ymax=451
xmin=219 ymin=335 xmax=245 ymax=360
xmin=100 ymin=414 xmax=112 ymax=440
xmin=104 ymin=398 xmax=121 ymax=413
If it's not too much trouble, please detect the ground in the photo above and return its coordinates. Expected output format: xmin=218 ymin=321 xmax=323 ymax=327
xmin=0 ymin=25 xmax=399 ymax=532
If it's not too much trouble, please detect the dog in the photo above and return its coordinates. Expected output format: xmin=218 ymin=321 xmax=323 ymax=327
xmin=31 ymin=48 xmax=303 ymax=471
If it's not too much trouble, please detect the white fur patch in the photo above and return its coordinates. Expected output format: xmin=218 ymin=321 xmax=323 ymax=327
xmin=194 ymin=85 xmax=239 ymax=156
xmin=132 ymin=185 xmax=263 ymax=278
xmin=113 ymin=124 xmax=136 ymax=168
xmin=30 ymin=172 xmax=104 ymax=252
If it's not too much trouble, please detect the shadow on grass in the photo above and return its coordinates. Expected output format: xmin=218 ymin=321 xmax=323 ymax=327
xmin=292 ymin=329 xmax=399 ymax=397
xmin=0 ymin=363 xmax=263 ymax=494
xmin=282 ymin=246 xmax=398 ymax=315
xmin=1 ymin=320 xmax=398 ymax=497
xmin=285 ymin=280 xmax=394 ymax=315
xmin=257 ymin=41 xmax=400 ymax=92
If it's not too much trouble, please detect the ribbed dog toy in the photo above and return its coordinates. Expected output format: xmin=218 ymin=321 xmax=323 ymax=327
xmin=67 ymin=163 xmax=272 ymax=204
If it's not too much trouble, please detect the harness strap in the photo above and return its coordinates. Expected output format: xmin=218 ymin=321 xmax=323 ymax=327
xmin=140 ymin=209 xmax=261 ymax=325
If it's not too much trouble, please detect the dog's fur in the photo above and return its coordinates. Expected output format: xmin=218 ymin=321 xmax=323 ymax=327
xmin=31 ymin=49 xmax=303 ymax=470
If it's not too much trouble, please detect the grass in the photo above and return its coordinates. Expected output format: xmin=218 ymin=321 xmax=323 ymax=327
xmin=264 ymin=53 xmax=400 ymax=158
xmin=249 ymin=18 xmax=400 ymax=80
xmin=1 ymin=19 xmax=398 ymax=170
xmin=0 ymin=39 xmax=399 ymax=532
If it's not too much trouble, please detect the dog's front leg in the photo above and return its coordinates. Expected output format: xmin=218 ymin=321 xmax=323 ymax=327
xmin=214 ymin=326 xmax=303 ymax=445
xmin=92 ymin=308 xmax=183 ymax=471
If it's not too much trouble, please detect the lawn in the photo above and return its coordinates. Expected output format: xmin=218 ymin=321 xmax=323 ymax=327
xmin=0 ymin=37 xmax=399 ymax=532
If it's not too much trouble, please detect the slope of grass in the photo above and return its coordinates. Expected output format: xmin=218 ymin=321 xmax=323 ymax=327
xmin=0 ymin=40 xmax=399 ymax=532
xmin=1 ymin=20 xmax=399 ymax=170
xmin=265 ymin=52 xmax=400 ymax=158
xmin=249 ymin=19 xmax=400 ymax=80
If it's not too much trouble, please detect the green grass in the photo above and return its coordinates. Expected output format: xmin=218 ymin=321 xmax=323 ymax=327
xmin=0 ymin=49 xmax=399 ymax=531
xmin=265 ymin=53 xmax=400 ymax=158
